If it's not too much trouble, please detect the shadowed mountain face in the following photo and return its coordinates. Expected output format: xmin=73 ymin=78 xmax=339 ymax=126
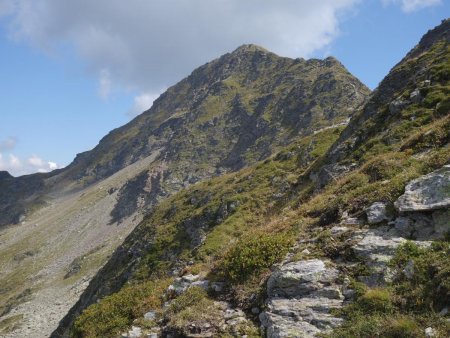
xmin=0 ymin=44 xmax=369 ymax=227
xmin=52 ymin=20 xmax=450 ymax=338
xmin=0 ymin=45 xmax=370 ymax=338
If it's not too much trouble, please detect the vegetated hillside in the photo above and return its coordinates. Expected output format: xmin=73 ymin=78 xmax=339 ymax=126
xmin=55 ymin=19 xmax=450 ymax=338
xmin=0 ymin=45 xmax=370 ymax=337
xmin=0 ymin=44 xmax=368 ymax=228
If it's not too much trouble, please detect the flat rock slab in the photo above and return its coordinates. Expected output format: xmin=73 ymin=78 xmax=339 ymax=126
xmin=267 ymin=260 xmax=339 ymax=298
xmin=262 ymin=259 xmax=343 ymax=338
xmin=395 ymin=165 xmax=450 ymax=212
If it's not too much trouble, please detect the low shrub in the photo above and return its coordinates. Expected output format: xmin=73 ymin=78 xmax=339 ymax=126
xmin=72 ymin=279 xmax=171 ymax=338
xmin=390 ymin=241 xmax=450 ymax=312
xmin=219 ymin=231 xmax=294 ymax=283
xmin=356 ymin=288 xmax=394 ymax=314
xmin=164 ymin=286 xmax=208 ymax=318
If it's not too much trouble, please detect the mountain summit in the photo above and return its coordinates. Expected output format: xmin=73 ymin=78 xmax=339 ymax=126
xmin=0 ymin=45 xmax=369 ymax=227
xmin=0 ymin=44 xmax=370 ymax=337
xmin=52 ymin=19 xmax=450 ymax=338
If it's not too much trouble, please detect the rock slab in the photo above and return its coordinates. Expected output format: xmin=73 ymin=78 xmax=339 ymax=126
xmin=395 ymin=165 xmax=450 ymax=212
xmin=261 ymin=259 xmax=344 ymax=338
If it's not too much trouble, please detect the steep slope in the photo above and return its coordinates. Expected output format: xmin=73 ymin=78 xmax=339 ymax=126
xmin=0 ymin=46 xmax=369 ymax=337
xmin=56 ymin=20 xmax=450 ymax=338
xmin=0 ymin=45 xmax=368 ymax=228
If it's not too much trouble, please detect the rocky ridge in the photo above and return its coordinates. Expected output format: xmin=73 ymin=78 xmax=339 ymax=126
xmin=0 ymin=44 xmax=370 ymax=338
xmin=52 ymin=19 xmax=450 ymax=338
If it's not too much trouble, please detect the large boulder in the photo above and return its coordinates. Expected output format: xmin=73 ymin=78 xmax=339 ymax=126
xmin=261 ymin=260 xmax=344 ymax=338
xmin=395 ymin=165 xmax=450 ymax=212
xmin=366 ymin=202 xmax=391 ymax=224
xmin=267 ymin=260 xmax=339 ymax=298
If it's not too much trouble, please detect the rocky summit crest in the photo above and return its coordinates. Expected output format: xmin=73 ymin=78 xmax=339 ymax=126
xmin=0 ymin=40 xmax=371 ymax=338
xmin=2 ymin=19 xmax=449 ymax=338
xmin=51 ymin=19 xmax=450 ymax=338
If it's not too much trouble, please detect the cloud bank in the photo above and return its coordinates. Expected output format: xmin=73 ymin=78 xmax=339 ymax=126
xmin=0 ymin=137 xmax=59 ymax=176
xmin=1 ymin=0 xmax=360 ymax=110
xmin=0 ymin=152 xmax=60 ymax=176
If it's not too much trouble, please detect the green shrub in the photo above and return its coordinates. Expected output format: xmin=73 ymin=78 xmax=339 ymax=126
xmin=328 ymin=314 xmax=421 ymax=338
xmin=219 ymin=231 xmax=294 ymax=283
xmin=361 ymin=153 xmax=407 ymax=182
xmin=384 ymin=316 xmax=421 ymax=338
xmin=329 ymin=242 xmax=450 ymax=337
xmin=390 ymin=241 xmax=450 ymax=312
xmin=164 ymin=286 xmax=260 ymax=337
xmin=72 ymin=279 xmax=171 ymax=338
xmin=164 ymin=286 xmax=208 ymax=318
xmin=356 ymin=288 xmax=395 ymax=315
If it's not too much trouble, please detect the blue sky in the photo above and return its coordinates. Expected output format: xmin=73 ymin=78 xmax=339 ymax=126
xmin=0 ymin=0 xmax=448 ymax=176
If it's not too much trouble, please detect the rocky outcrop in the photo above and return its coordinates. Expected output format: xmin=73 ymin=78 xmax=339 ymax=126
xmin=2 ymin=44 xmax=370 ymax=338
xmin=58 ymin=20 xmax=450 ymax=337
xmin=390 ymin=165 xmax=450 ymax=240
xmin=366 ymin=202 xmax=392 ymax=224
xmin=395 ymin=165 xmax=450 ymax=212
xmin=312 ymin=163 xmax=357 ymax=190
xmin=260 ymin=260 xmax=344 ymax=337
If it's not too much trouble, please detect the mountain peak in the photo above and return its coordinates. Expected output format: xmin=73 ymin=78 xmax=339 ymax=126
xmin=231 ymin=44 xmax=271 ymax=54
xmin=0 ymin=171 xmax=12 ymax=180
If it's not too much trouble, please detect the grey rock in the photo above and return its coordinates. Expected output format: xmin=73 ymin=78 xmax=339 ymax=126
xmin=211 ymin=282 xmax=225 ymax=293
xmin=432 ymin=209 xmax=450 ymax=236
xmin=340 ymin=216 xmax=362 ymax=225
xmin=410 ymin=88 xmax=422 ymax=103
xmin=425 ymin=327 xmax=436 ymax=337
xmin=224 ymin=308 xmax=245 ymax=319
xmin=389 ymin=98 xmax=408 ymax=114
xmin=314 ymin=163 xmax=357 ymax=189
xmin=330 ymin=226 xmax=351 ymax=235
xmin=267 ymin=260 xmax=339 ymax=298
xmin=262 ymin=259 xmax=343 ymax=337
xmin=366 ymin=202 xmax=391 ymax=224
xmin=394 ymin=217 xmax=413 ymax=237
xmin=352 ymin=227 xmax=432 ymax=286
xmin=261 ymin=298 xmax=344 ymax=338
xmin=352 ymin=228 xmax=407 ymax=285
xmin=167 ymin=275 xmax=209 ymax=297
xmin=128 ymin=326 xmax=142 ymax=338
xmin=191 ymin=280 xmax=209 ymax=289
xmin=395 ymin=165 xmax=450 ymax=212
xmin=301 ymin=248 xmax=311 ymax=255
xmin=144 ymin=311 xmax=156 ymax=321
xmin=410 ymin=213 xmax=434 ymax=240
xmin=181 ymin=274 xmax=200 ymax=283
xmin=403 ymin=260 xmax=415 ymax=280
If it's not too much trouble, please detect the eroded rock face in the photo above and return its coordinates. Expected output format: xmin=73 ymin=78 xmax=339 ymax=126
xmin=267 ymin=260 xmax=339 ymax=298
xmin=261 ymin=259 xmax=344 ymax=338
xmin=395 ymin=165 xmax=450 ymax=212
xmin=366 ymin=202 xmax=391 ymax=224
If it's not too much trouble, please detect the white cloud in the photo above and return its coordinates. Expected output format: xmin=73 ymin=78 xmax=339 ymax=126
xmin=48 ymin=161 xmax=58 ymax=170
xmin=0 ymin=136 xmax=18 ymax=151
xmin=0 ymin=152 xmax=59 ymax=176
xmin=127 ymin=92 xmax=161 ymax=118
xmin=0 ymin=0 xmax=359 ymax=105
xmin=98 ymin=68 xmax=112 ymax=100
xmin=9 ymin=154 xmax=21 ymax=169
xmin=28 ymin=154 xmax=45 ymax=167
xmin=382 ymin=0 xmax=441 ymax=12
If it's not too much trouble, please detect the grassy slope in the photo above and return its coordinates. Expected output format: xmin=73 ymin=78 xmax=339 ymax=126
xmin=71 ymin=24 xmax=449 ymax=338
